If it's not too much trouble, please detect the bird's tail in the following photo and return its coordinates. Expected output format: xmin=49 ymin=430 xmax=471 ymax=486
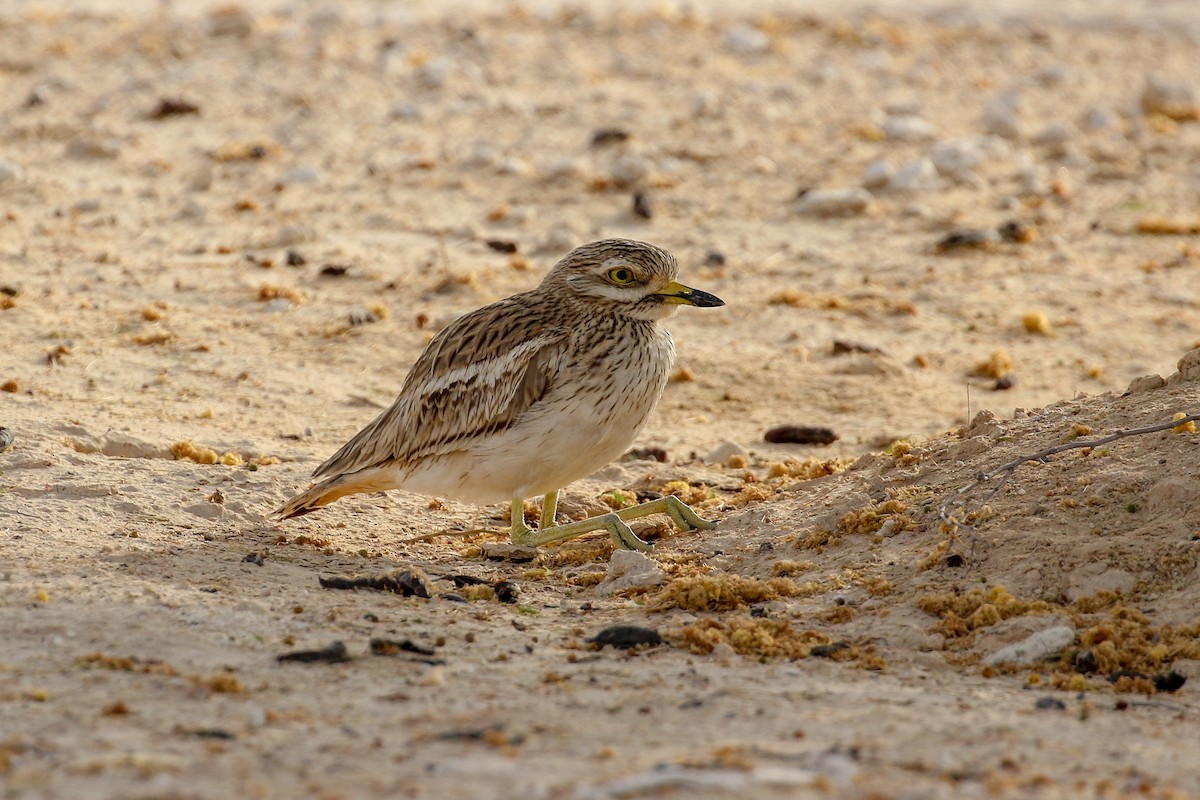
xmin=274 ymin=470 xmax=392 ymax=520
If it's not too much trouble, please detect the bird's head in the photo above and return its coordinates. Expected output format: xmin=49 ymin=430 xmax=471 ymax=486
xmin=543 ymin=238 xmax=724 ymax=321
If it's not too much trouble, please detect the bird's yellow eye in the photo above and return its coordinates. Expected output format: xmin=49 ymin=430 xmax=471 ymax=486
xmin=607 ymin=267 xmax=635 ymax=285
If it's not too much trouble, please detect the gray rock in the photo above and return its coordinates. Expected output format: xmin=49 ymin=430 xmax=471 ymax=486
xmin=983 ymin=92 xmax=1022 ymax=139
xmin=281 ymin=165 xmax=322 ymax=184
xmin=706 ymin=440 xmax=747 ymax=465
xmin=416 ymin=58 xmax=452 ymax=89
xmin=795 ymin=187 xmax=873 ymax=216
xmin=726 ymin=23 xmax=769 ymax=57
xmin=1030 ymin=122 xmax=1072 ymax=147
xmin=609 ymin=154 xmax=651 ymax=187
xmin=861 ymin=159 xmax=893 ymax=189
xmin=1081 ymin=107 xmax=1117 ymax=131
xmin=0 ymin=160 xmax=24 ymax=187
xmin=1141 ymin=75 xmax=1199 ymax=119
xmin=888 ymin=158 xmax=940 ymax=192
xmin=389 ymin=102 xmax=421 ymax=121
xmin=882 ymin=114 xmax=935 ymax=141
xmin=596 ymin=550 xmax=664 ymax=596
xmin=65 ymin=137 xmax=120 ymax=160
xmin=983 ymin=625 xmax=1074 ymax=666
xmin=1126 ymin=374 xmax=1166 ymax=394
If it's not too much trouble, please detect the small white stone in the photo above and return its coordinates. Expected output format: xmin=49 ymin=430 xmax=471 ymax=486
xmin=794 ymin=187 xmax=873 ymax=216
xmin=705 ymin=440 xmax=746 ymax=464
xmin=0 ymin=160 xmax=24 ymax=187
xmin=1141 ymin=74 xmax=1199 ymax=118
xmin=882 ymin=114 xmax=935 ymax=141
xmin=595 ymin=550 xmax=664 ymax=597
xmin=270 ymin=222 xmax=317 ymax=247
xmin=1030 ymin=122 xmax=1072 ymax=147
xmin=496 ymin=157 xmax=530 ymax=176
xmin=888 ymin=158 xmax=940 ymax=192
xmin=983 ymin=625 xmax=1075 ymax=666
xmin=691 ymin=90 xmax=720 ymax=117
xmin=1081 ymin=107 xmax=1117 ymax=131
xmin=281 ymin=165 xmax=322 ymax=184
xmin=931 ymin=138 xmax=986 ymax=178
xmin=983 ymin=92 xmax=1021 ymax=139
xmin=609 ymin=153 xmax=651 ymax=187
xmin=862 ymin=159 xmax=894 ymax=189
xmin=416 ymin=58 xmax=452 ymax=89
xmin=726 ymin=23 xmax=769 ymax=57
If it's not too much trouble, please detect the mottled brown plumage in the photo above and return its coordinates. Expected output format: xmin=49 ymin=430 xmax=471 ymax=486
xmin=276 ymin=239 xmax=723 ymax=550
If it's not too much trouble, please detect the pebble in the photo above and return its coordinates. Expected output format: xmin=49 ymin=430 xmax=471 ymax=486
xmin=281 ymin=165 xmax=322 ymax=184
xmin=860 ymin=159 xmax=893 ymax=189
xmin=1141 ymin=75 xmax=1199 ymax=120
xmin=595 ymin=550 xmax=665 ymax=597
xmin=176 ymin=199 xmax=205 ymax=220
xmin=690 ymin=90 xmax=720 ymax=117
xmin=888 ymin=158 xmax=940 ymax=192
xmin=537 ymin=223 xmax=579 ymax=254
xmin=705 ymin=440 xmax=747 ymax=464
xmin=0 ymin=160 xmax=24 ymax=187
xmin=1030 ymin=122 xmax=1072 ymax=147
xmin=539 ymin=157 xmax=583 ymax=183
xmin=1081 ymin=107 xmax=1117 ymax=131
xmin=187 ymin=166 xmax=213 ymax=192
xmin=882 ymin=114 xmax=935 ymax=141
xmin=389 ymin=102 xmax=422 ymax=121
xmin=982 ymin=91 xmax=1021 ymax=139
xmin=269 ymin=222 xmax=317 ymax=247
xmin=416 ymin=58 xmax=452 ymax=89
xmin=65 ymin=137 xmax=120 ymax=160
xmin=726 ymin=23 xmax=769 ymax=57
xmin=794 ymin=187 xmax=873 ymax=216
xmin=609 ymin=153 xmax=651 ymax=187
xmin=588 ymin=624 xmax=663 ymax=649
xmin=1034 ymin=64 xmax=1070 ymax=86
xmin=982 ymin=625 xmax=1074 ymax=666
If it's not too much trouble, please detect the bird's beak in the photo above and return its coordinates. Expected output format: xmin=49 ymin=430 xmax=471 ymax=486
xmin=658 ymin=281 xmax=725 ymax=308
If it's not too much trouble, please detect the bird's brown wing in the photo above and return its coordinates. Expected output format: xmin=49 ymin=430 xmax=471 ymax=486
xmin=312 ymin=296 xmax=567 ymax=480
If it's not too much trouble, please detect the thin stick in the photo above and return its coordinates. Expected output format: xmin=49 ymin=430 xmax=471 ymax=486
xmin=939 ymin=412 xmax=1199 ymax=526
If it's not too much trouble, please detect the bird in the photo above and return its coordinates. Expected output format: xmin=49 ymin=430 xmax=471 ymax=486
xmin=275 ymin=238 xmax=724 ymax=550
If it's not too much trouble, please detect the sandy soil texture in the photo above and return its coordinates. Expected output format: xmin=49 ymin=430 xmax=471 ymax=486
xmin=2 ymin=2 xmax=1200 ymax=798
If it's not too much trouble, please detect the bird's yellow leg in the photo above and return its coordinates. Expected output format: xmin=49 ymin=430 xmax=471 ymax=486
xmin=510 ymin=496 xmax=653 ymax=551
xmin=538 ymin=490 xmax=559 ymax=531
xmin=613 ymin=495 xmax=717 ymax=531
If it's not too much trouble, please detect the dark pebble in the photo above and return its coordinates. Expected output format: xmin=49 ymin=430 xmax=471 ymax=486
xmin=1074 ymin=649 xmax=1099 ymax=674
xmin=936 ymin=229 xmax=998 ymax=252
xmin=318 ymin=568 xmax=433 ymax=598
xmin=758 ymin=542 xmax=774 ymax=552
xmin=1153 ymin=670 xmax=1187 ymax=693
xmin=493 ymin=580 xmax=520 ymax=604
xmin=590 ymin=128 xmax=630 ymax=147
xmin=632 ymin=192 xmax=652 ymax=219
xmin=994 ymin=375 xmax=1017 ymax=391
xmin=636 ymin=490 xmax=664 ymax=504
xmin=285 ymin=249 xmax=307 ymax=266
xmin=810 ymin=642 xmax=851 ymax=658
xmin=0 ymin=285 xmax=18 ymax=296
xmin=749 ymin=606 xmax=769 ymax=618
xmin=703 ymin=250 xmax=726 ymax=267
xmin=149 ymin=98 xmax=201 ymax=119
xmin=363 ymin=612 xmax=379 ymax=622
xmin=319 ymin=264 xmax=350 ymax=277
xmin=588 ymin=625 xmax=662 ymax=649
xmin=447 ymin=574 xmax=489 ymax=587
xmin=370 ymin=638 xmax=437 ymax=657
xmin=764 ymin=425 xmax=838 ymax=446
xmin=625 ymin=446 xmax=668 ymax=463
xmin=944 ymin=553 xmax=965 ymax=568
xmin=1107 ymin=669 xmax=1147 ymax=683
xmin=242 ymin=551 xmax=264 ymax=566
xmin=831 ymin=340 xmax=883 ymax=356
xmin=276 ymin=640 xmax=351 ymax=664
xmin=998 ymin=220 xmax=1032 ymax=243
xmin=191 ymin=728 xmax=236 ymax=740
xmin=1034 ymin=696 xmax=1066 ymax=710
xmin=485 ymin=239 xmax=518 ymax=253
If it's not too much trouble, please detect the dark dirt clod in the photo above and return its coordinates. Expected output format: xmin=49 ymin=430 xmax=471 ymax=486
xmin=703 ymin=250 xmax=726 ymax=267
xmin=1075 ymin=648 xmax=1099 ymax=674
xmin=831 ymin=340 xmax=883 ymax=356
xmin=319 ymin=264 xmax=350 ymax=277
xmin=810 ymin=642 xmax=851 ymax=658
xmin=493 ymin=580 xmax=519 ymax=604
xmin=485 ymin=239 xmax=518 ymax=253
xmin=285 ymin=249 xmax=307 ymax=266
xmin=447 ymin=574 xmax=489 ymax=587
xmin=318 ymin=569 xmax=433 ymax=598
xmin=588 ymin=625 xmax=662 ymax=649
xmin=1153 ymin=670 xmax=1187 ymax=693
xmin=625 ymin=446 xmax=668 ymax=463
xmin=242 ymin=551 xmax=265 ymax=566
xmin=1035 ymin=696 xmax=1066 ymax=711
xmin=994 ymin=375 xmax=1017 ymax=391
xmin=149 ymin=98 xmax=201 ymax=119
xmin=636 ymin=490 xmax=664 ymax=503
xmin=944 ymin=554 xmax=965 ymax=568
xmin=764 ymin=425 xmax=838 ymax=446
xmin=369 ymin=638 xmax=437 ymax=657
xmin=632 ymin=192 xmax=652 ymax=219
xmin=276 ymin=641 xmax=351 ymax=664
xmin=590 ymin=128 xmax=630 ymax=147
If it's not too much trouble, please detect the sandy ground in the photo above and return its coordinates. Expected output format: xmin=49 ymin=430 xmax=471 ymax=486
xmin=3 ymin=2 xmax=1200 ymax=798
